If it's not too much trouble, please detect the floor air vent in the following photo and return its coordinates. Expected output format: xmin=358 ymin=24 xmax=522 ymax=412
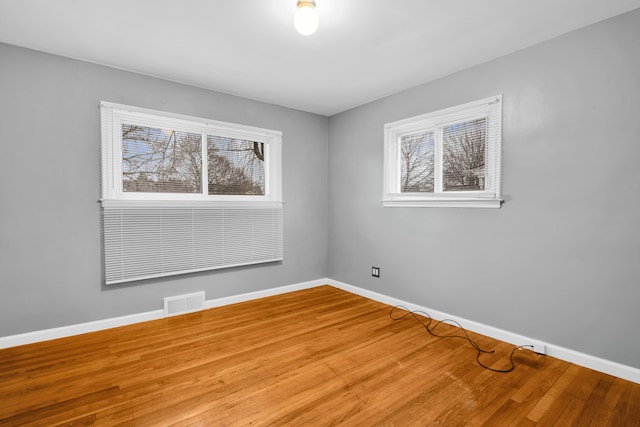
xmin=163 ymin=291 xmax=205 ymax=317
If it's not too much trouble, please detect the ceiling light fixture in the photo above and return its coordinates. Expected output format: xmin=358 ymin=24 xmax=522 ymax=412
xmin=294 ymin=0 xmax=319 ymax=36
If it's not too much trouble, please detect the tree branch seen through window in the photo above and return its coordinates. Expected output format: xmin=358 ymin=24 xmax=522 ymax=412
xmin=122 ymin=124 xmax=202 ymax=194
xmin=121 ymin=124 xmax=265 ymax=196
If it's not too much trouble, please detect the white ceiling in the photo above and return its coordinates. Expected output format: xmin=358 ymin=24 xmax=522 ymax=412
xmin=2 ymin=0 xmax=640 ymax=116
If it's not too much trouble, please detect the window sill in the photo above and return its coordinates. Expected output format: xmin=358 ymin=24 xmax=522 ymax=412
xmin=382 ymin=198 xmax=502 ymax=208
xmin=100 ymin=199 xmax=284 ymax=209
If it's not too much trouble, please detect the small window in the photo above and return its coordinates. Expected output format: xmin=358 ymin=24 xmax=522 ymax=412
xmin=383 ymin=95 xmax=502 ymax=208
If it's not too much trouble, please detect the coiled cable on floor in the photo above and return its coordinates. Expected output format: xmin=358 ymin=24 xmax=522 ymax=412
xmin=389 ymin=305 xmax=540 ymax=373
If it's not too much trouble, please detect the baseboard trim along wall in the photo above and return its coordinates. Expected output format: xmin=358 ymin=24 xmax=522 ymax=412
xmin=326 ymin=279 xmax=640 ymax=385
xmin=0 ymin=278 xmax=324 ymax=350
xmin=1 ymin=278 xmax=638 ymax=384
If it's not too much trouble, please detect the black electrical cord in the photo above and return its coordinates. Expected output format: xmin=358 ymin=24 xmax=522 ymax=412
xmin=389 ymin=305 xmax=539 ymax=373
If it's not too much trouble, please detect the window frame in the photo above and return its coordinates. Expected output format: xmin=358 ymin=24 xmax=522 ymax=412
xmin=383 ymin=95 xmax=503 ymax=208
xmin=100 ymin=101 xmax=282 ymax=208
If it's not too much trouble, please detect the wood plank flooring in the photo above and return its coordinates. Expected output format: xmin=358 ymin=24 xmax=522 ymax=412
xmin=1 ymin=285 xmax=639 ymax=426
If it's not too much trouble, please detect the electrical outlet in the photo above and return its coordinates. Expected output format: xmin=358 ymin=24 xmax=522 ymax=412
xmin=371 ymin=266 xmax=380 ymax=278
xmin=524 ymin=340 xmax=547 ymax=355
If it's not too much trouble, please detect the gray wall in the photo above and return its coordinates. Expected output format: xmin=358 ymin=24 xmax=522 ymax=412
xmin=0 ymin=43 xmax=329 ymax=336
xmin=327 ymin=9 xmax=640 ymax=369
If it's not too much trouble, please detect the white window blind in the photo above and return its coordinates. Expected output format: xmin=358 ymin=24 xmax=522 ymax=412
xmin=102 ymin=205 xmax=283 ymax=285
xmin=100 ymin=102 xmax=283 ymax=284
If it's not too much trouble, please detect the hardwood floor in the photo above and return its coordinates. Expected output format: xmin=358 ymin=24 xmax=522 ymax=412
xmin=1 ymin=285 xmax=639 ymax=426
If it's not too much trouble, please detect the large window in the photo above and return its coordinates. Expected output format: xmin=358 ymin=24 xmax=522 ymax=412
xmin=383 ymin=95 xmax=502 ymax=208
xmin=101 ymin=102 xmax=281 ymax=204
xmin=100 ymin=102 xmax=283 ymax=285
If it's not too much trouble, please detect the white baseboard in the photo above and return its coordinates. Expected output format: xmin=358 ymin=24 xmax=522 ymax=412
xmin=0 ymin=309 xmax=164 ymax=349
xmin=326 ymin=279 xmax=640 ymax=385
xmin=1 ymin=277 xmax=638 ymax=385
xmin=0 ymin=278 xmax=325 ymax=350
xmin=203 ymin=278 xmax=325 ymax=309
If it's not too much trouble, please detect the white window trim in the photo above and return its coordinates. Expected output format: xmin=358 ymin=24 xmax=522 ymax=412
xmin=100 ymin=101 xmax=282 ymax=205
xmin=382 ymin=95 xmax=503 ymax=208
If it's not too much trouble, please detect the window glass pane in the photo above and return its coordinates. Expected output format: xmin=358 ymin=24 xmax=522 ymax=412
xmin=442 ymin=118 xmax=487 ymax=192
xmin=122 ymin=124 xmax=202 ymax=193
xmin=400 ymin=131 xmax=435 ymax=192
xmin=207 ymin=136 xmax=265 ymax=195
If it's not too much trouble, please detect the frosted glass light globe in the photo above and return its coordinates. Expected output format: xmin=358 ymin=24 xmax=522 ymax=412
xmin=294 ymin=3 xmax=319 ymax=35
